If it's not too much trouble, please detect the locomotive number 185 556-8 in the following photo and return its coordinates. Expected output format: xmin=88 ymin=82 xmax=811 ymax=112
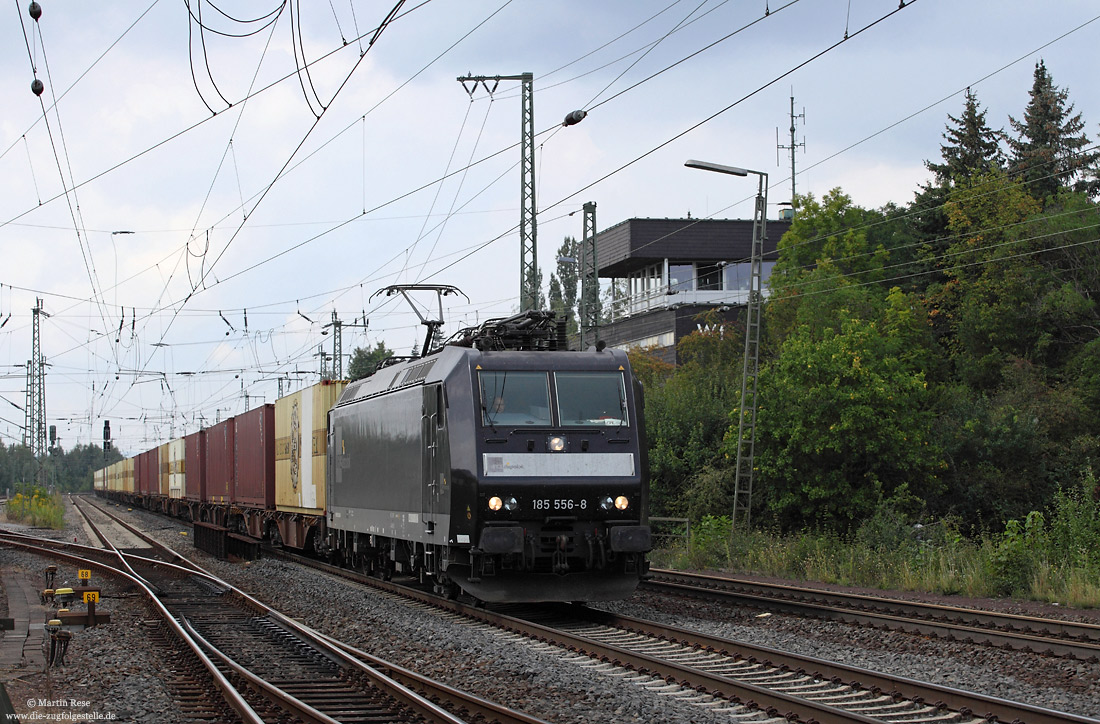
xmin=532 ymin=498 xmax=587 ymax=511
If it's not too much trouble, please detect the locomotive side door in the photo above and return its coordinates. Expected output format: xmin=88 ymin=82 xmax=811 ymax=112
xmin=422 ymin=383 xmax=445 ymax=537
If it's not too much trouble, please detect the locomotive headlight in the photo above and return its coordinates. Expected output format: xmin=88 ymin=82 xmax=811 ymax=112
xmin=503 ymin=496 xmax=518 ymax=511
xmin=488 ymin=496 xmax=503 ymax=511
xmin=548 ymin=435 xmax=566 ymax=452
xmin=614 ymin=495 xmax=630 ymax=511
xmin=600 ymin=496 xmax=614 ymax=511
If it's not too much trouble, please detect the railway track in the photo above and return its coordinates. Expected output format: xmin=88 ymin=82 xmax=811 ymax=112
xmin=256 ymin=544 xmax=1100 ymax=724
xmin=1 ymin=496 xmax=551 ymax=724
xmin=645 ymin=569 xmax=1100 ymax=661
xmin=67 ymin=498 xmax=1100 ymax=724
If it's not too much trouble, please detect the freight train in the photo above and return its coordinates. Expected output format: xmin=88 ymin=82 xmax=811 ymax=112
xmin=95 ymin=306 xmax=651 ymax=602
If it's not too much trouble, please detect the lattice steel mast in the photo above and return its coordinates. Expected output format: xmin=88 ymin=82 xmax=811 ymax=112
xmin=732 ymin=176 xmax=767 ymax=532
xmin=323 ymin=311 xmax=369 ymax=380
xmin=24 ymin=297 xmax=48 ymax=482
xmin=579 ymin=201 xmax=599 ymax=348
xmin=458 ymin=73 xmax=537 ymax=310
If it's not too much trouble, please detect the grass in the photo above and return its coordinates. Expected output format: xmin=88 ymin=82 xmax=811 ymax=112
xmin=652 ymin=491 xmax=1100 ymax=609
xmin=4 ymin=487 xmax=65 ymax=529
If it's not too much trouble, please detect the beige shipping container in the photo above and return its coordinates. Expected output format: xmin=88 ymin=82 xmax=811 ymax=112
xmin=275 ymin=380 xmax=346 ymax=514
xmin=122 ymin=457 xmax=135 ymax=494
xmin=94 ymin=467 xmax=105 ymax=492
xmin=158 ymin=442 xmax=171 ymax=496
xmin=168 ymin=438 xmax=185 ymax=499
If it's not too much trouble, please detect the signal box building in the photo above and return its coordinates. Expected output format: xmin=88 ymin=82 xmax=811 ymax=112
xmin=596 ymin=217 xmax=791 ymax=364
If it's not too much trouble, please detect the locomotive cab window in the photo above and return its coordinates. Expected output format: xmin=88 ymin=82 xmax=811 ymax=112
xmin=555 ymin=371 xmax=629 ymax=427
xmin=479 ymin=371 xmax=552 ymax=426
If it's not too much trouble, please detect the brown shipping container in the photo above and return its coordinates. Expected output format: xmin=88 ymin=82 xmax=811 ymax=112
xmin=275 ymin=380 xmax=346 ymax=515
xmin=233 ymin=404 xmax=275 ymax=509
xmin=158 ymin=442 xmax=171 ymax=496
xmin=145 ymin=449 xmax=160 ymax=496
xmin=135 ymin=450 xmax=153 ymax=495
xmin=205 ymin=419 xmax=235 ymax=503
xmin=132 ymin=453 xmax=144 ymax=494
xmin=184 ymin=430 xmax=206 ymax=502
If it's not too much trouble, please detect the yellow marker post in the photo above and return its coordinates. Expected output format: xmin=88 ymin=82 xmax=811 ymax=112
xmin=78 ymin=569 xmax=91 ymax=582
xmin=83 ymin=590 xmax=100 ymax=628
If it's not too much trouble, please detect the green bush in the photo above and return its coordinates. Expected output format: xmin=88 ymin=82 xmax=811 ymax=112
xmin=686 ymin=515 xmax=733 ymax=569
xmin=5 ymin=487 xmax=65 ymax=529
xmin=1046 ymin=469 xmax=1100 ymax=573
xmin=991 ymin=512 xmax=1046 ymax=596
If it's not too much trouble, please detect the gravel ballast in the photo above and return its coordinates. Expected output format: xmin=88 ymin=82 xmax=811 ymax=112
xmin=4 ymin=497 xmax=1099 ymax=723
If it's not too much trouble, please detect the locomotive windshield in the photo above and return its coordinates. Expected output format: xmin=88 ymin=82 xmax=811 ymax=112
xmin=478 ymin=369 xmax=629 ymax=427
xmin=555 ymin=371 xmax=629 ymax=427
xmin=479 ymin=371 xmax=552 ymax=426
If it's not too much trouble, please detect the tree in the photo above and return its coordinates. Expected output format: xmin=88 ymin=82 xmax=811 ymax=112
xmin=0 ymin=441 xmax=123 ymax=492
xmin=547 ymin=236 xmax=581 ymax=338
xmin=748 ymin=312 xmax=940 ymax=532
xmin=929 ymin=170 xmax=1045 ymax=389
xmin=628 ymin=310 xmax=744 ymax=519
xmin=1006 ymin=60 xmax=1100 ymax=200
xmin=347 ymin=341 xmax=396 ymax=381
xmin=926 ymin=88 xmax=1004 ymax=186
xmin=928 ymin=362 xmax=1091 ymax=531
xmin=766 ymin=189 xmax=889 ymax=346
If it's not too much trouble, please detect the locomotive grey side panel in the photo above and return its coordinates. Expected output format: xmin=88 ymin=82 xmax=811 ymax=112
xmin=328 ymin=385 xmax=428 ymax=541
xmin=422 ymin=383 xmax=452 ymax=542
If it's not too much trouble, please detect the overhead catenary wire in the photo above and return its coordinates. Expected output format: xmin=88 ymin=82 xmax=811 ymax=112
xmin=401 ymin=92 xmax=479 ymax=282
xmin=16 ymin=3 xmax=115 ymax=360
xmin=122 ymin=1 xmax=410 ymax=404
xmin=0 ymin=0 xmax=437 ymax=233
xmin=12 ymin=21 xmax=1086 ymax=338
xmin=6 ymin=2 xmax=1091 ymax=440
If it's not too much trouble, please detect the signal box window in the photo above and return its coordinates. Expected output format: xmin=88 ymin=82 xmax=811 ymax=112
xmin=555 ymin=372 xmax=629 ymax=427
xmin=479 ymin=371 xmax=552 ymax=426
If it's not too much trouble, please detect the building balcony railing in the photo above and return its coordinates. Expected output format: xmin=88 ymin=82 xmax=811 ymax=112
xmin=609 ymin=286 xmax=765 ymax=322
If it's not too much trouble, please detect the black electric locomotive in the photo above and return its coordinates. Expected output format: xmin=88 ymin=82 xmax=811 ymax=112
xmin=325 ymin=309 xmax=651 ymax=602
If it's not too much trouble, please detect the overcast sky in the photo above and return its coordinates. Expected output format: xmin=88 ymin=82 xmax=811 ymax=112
xmin=1 ymin=0 xmax=1097 ymax=453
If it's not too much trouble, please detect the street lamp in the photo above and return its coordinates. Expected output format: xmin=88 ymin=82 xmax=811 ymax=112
xmin=684 ymin=159 xmax=749 ymax=177
xmin=685 ymin=159 xmax=768 ymax=537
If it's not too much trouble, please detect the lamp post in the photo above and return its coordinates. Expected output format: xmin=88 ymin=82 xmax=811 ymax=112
xmin=684 ymin=159 xmax=767 ymax=536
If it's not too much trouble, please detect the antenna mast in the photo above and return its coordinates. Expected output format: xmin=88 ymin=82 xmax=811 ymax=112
xmin=776 ymin=93 xmax=806 ymax=208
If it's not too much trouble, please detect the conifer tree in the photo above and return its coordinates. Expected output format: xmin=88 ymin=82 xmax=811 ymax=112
xmin=1007 ymin=60 xmax=1099 ymax=199
xmin=925 ymin=88 xmax=1004 ymax=186
xmin=547 ymin=236 xmax=580 ymax=334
